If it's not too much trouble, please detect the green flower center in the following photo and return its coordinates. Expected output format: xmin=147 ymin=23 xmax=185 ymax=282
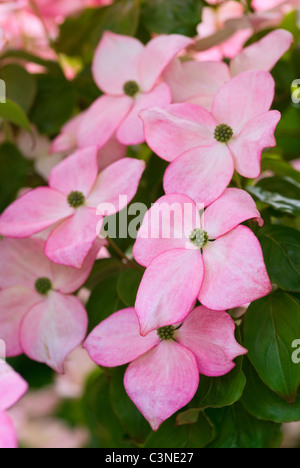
xmin=123 ymin=81 xmax=140 ymax=97
xmin=67 ymin=191 xmax=85 ymax=208
xmin=214 ymin=124 xmax=233 ymax=143
xmin=189 ymin=228 xmax=209 ymax=249
xmin=157 ymin=325 xmax=175 ymax=341
xmin=35 ymin=277 xmax=52 ymax=295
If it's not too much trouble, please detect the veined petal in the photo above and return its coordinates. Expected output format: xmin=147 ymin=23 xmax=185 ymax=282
xmin=84 ymin=308 xmax=159 ymax=367
xmin=135 ymin=249 xmax=204 ymax=336
xmin=20 ymin=292 xmax=88 ymax=373
xmin=124 ymin=340 xmax=199 ymax=431
xmin=133 ymin=194 xmax=201 ymax=268
xmin=200 ymin=226 xmax=272 ymax=310
xmin=176 ymin=306 xmax=247 ymax=377
xmin=0 ymin=187 xmax=72 ymax=238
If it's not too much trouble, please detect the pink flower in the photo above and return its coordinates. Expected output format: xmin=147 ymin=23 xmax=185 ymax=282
xmin=133 ymin=189 xmax=272 ymax=335
xmin=85 ymin=306 xmax=247 ymax=431
xmin=0 ymin=148 xmax=145 ymax=268
xmin=0 ymin=361 xmax=27 ymax=448
xmin=50 ymin=112 xmax=126 ymax=171
xmin=252 ymin=0 xmax=300 ymax=11
xmin=141 ymin=70 xmax=281 ymax=207
xmin=76 ymin=32 xmax=194 ymax=147
xmin=196 ymin=1 xmax=253 ymax=61
xmin=0 ymin=237 xmax=100 ymax=372
xmin=164 ymin=29 xmax=293 ymax=111
xmin=33 ymin=0 xmax=112 ymax=20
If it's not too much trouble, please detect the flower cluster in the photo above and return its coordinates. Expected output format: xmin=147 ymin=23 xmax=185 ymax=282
xmin=0 ymin=0 xmax=296 ymax=443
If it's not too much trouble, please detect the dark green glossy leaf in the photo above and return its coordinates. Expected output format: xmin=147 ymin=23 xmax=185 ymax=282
xmin=261 ymin=157 xmax=300 ymax=184
xmin=0 ymin=64 xmax=37 ymax=113
xmin=0 ymin=99 xmax=31 ymax=132
xmin=117 ymin=269 xmax=144 ymax=307
xmin=0 ymin=143 xmax=29 ymax=212
xmin=244 ymin=290 xmax=300 ymax=402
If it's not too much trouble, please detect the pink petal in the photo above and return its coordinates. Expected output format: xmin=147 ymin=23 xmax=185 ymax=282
xmin=200 ymin=226 xmax=272 ymax=310
xmin=212 ymin=70 xmax=276 ymax=134
xmin=0 ymin=187 xmax=73 ymax=238
xmin=0 ymin=411 xmax=17 ymax=449
xmin=84 ymin=308 xmax=159 ymax=367
xmin=45 ymin=207 xmax=99 ymax=269
xmin=164 ymin=144 xmax=234 ymax=206
xmin=92 ymin=31 xmax=144 ymax=95
xmin=124 ymin=340 xmax=199 ymax=431
xmin=140 ymin=104 xmax=217 ymax=162
xmin=77 ymin=95 xmax=132 ymax=149
xmin=87 ymin=158 xmax=145 ymax=213
xmin=230 ymin=29 xmax=293 ymax=76
xmin=203 ymin=188 xmax=263 ymax=240
xmin=0 ymin=238 xmax=52 ymax=289
xmin=20 ymin=292 xmax=88 ymax=373
xmin=49 ymin=147 xmax=99 ymax=197
xmin=135 ymin=249 xmax=204 ymax=336
xmin=133 ymin=194 xmax=201 ymax=267
xmin=139 ymin=34 xmax=194 ymax=92
xmin=0 ymin=361 xmax=28 ymax=410
xmin=97 ymin=137 xmax=127 ymax=171
xmin=51 ymin=112 xmax=85 ymax=154
xmin=163 ymin=58 xmax=231 ymax=110
xmin=0 ymin=287 xmax=39 ymax=356
xmin=176 ymin=306 xmax=247 ymax=377
xmin=117 ymin=83 xmax=172 ymax=145
xmin=228 ymin=110 xmax=281 ymax=178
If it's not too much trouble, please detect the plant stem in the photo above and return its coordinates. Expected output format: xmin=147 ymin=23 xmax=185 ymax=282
xmin=107 ymin=236 xmax=143 ymax=271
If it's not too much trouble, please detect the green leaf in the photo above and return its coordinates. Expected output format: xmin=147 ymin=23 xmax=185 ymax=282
xmin=0 ymin=99 xmax=31 ymax=132
xmin=0 ymin=64 xmax=37 ymax=113
xmin=141 ymin=0 xmax=203 ymax=36
xmin=145 ymin=413 xmax=214 ymax=448
xmin=244 ymin=290 xmax=300 ymax=402
xmin=117 ymin=269 xmax=144 ymax=307
xmin=206 ymin=405 xmax=283 ymax=448
xmin=241 ymin=359 xmax=300 ymax=423
xmin=30 ymin=74 xmax=76 ymax=135
xmin=86 ymin=272 xmax=126 ymax=333
xmin=247 ymin=176 xmax=300 ymax=217
xmin=258 ymin=225 xmax=300 ymax=292
xmin=0 ymin=49 xmax=63 ymax=75
xmin=0 ymin=143 xmax=29 ymax=212
xmin=84 ymin=258 xmax=129 ymax=290
xmin=261 ymin=156 xmax=300 ymax=184
xmin=176 ymin=408 xmax=202 ymax=426
xmin=191 ymin=364 xmax=246 ymax=409
xmin=55 ymin=0 xmax=140 ymax=59
xmin=110 ymin=367 xmax=151 ymax=443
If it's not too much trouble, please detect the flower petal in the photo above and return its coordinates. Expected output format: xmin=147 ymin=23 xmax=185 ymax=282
xmin=77 ymin=95 xmax=132 ymax=149
xmin=164 ymin=144 xmax=234 ymax=207
xmin=135 ymin=249 xmax=204 ymax=336
xmin=140 ymin=103 xmax=217 ymax=162
xmin=0 ymin=361 xmax=28 ymax=410
xmin=133 ymin=194 xmax=201 ymax=267
xmin=228 ymin=110 xmax=281 ymax=178
xmin=0 ymin=411 xmax=17 ymax=449
xmin=20 ymin=292 xmax=88 ymax=373
xmin=45 ymin=207 xmax=99 ymax=269
xmin=85 ymin=308 xmax=159 ymax=367
xmin=87 ymin=158 xmax=145 ymax=213
xmin=212 ymin=70 xmax=276 ymax=134
xmin=200 ymin=226 xmax=272 ymax=310
xmin=0 ymin=187 xmax=73 ymax=238
xmin=176 ymin=306 xmax=247 ymax=377
xmin=0 ymin=287 xmax=39 ymax=356
xmin=230 ymin=29 xmax=293 ymax=76
xmin=203 ymin=188 xmax=263 ymax=240
xmin=139 ymin=34 xmax=194 ymax=92
xmin=92 ymin=31 xmax=144 ymax=95
xmin=124 ymin=340 xmax=199 ymax=431
xmin=163 ymin=58 xmax=231 ymax=110
xmin=97 ymin=137 xmax=127 ymax=171
xmin=49 ymin=147 xmax=99 ymax=197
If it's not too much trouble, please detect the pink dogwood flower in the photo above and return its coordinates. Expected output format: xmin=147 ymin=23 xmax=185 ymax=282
xmin=0 ymin=148 xmax=145 ymax=268
xmin=252 ymin=0 xmax=300 ymax=11
xmin=85 ymin=306 xmax=247 ymax=431
xmin=0 ymin=360 xmax=28 ymax=449
xmin=76 ymin=32 xmax=194 ymax=147
xmin=141 ymin=70 xmax=281 ymax=207
xmin=133 ymin=189 xmax=272 ymax=335
xmin=0 ymin=237 xmax=101 ymax=372
xmin=164 ymin=29 xmax=293 ymax=111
